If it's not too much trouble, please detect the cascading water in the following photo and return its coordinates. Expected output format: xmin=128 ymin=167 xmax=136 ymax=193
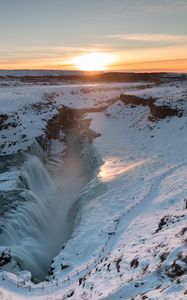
xmin=0 ymin=129 xmax=97 ymax=281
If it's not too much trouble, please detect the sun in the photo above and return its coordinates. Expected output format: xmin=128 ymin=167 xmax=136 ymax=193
xmin=73 ymin=52 xmax=114 ymax=71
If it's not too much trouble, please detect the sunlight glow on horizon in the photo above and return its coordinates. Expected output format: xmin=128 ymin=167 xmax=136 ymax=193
xmin=0 ymin=46 xmax=187 ymax=72
xmin=72 ymin=52 xmax=115 ymax=71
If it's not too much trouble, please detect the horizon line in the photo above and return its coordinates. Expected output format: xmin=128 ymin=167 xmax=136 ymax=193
xmin=0 ymin=69 xmax=186 ymax=74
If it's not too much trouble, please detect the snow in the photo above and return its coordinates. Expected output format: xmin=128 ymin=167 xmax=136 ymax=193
xmin=0 ymin=81 xmax=146 ymax=155
xmin=125 ymin=80 xmax=187 ymax=109
xmin=0 ymin=76 xmax=187 ymax=299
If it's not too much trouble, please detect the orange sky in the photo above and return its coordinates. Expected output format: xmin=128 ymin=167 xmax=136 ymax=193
xmin=1 ymin=44 xmax=187 ymax=72
xmin=0 ymin=1 xmax=187 ymax=72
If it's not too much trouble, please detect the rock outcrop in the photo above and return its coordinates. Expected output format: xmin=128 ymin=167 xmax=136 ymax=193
xmin=120 ymin=94 xmax=183 ymax=121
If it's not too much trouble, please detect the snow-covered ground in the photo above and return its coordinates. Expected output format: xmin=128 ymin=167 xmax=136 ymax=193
xmin=0 ymin=76 xmax=187 ymax=299
xmin=0 ymin=81 xmax=147 ymax=155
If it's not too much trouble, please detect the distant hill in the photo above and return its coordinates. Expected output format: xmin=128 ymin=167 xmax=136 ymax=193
xmin=0 ymin=70 xmax=186 ymax=84
xmin=0 ymin=70 xmax=101 ymax=77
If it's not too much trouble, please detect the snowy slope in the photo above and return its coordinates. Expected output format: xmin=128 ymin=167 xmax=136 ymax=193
xmin=0 ymin=77 xmax=187 ymax=299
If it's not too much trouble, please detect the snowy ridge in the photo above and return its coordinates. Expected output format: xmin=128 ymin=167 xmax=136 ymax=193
xmin=0 ymin=77 xmax=187 ymax=299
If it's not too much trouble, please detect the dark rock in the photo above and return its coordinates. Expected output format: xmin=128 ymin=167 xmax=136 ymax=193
xmin=130 ymin=258 xmax=139 ymax=268
xmin=67 ymin=290 xmax=74 ymax=298
xmin=184 ymin=199 xmax=187 ymax=209
xmin=166 ymin=261 xmax=187 ymax=278
xmin=107 ymin=263 xmax=111 ymax=271
xmin=160 ymin=252 xmax=169 ymax=262
xmin=155 ymin=215 xmax=170 ymax=233
xmin=108 ymin=232 xmax=115 ymax=236
xmin=61 ymin=264 xmax=70 ymax=270
xmin=0 ymin=249 xmax=11 ymax=267
xmin=120 ymin=94 xmax=183 ymax=122
xmin=115 ymin=257 xmax=122 ymax=273
xmin=48 ymin=266 xmax=54 ymax=276
xmin=180 ymin=227 xmax=187 ymax=236
xmin=0 ymin=114 xmax=8 ymax=126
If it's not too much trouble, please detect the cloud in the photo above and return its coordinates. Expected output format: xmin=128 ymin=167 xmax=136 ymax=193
xmin=141 ymin=0 xmax=187 ymax=13
xmin=105 ymin=33 xmax=187 ymax=44
xmin=109 ymin=0 xmax=187 ymax=14
xmin=0 ymin=44 xmax=115 ymax=70
xmin=111 ymin=58 xmax=187 ymax=72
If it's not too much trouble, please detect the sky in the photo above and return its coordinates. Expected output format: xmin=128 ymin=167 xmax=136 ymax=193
xmin=0 ymin=0 xmax=187 ymax=72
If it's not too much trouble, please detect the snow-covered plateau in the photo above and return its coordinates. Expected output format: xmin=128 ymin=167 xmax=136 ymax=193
xmin=0 ymin=73 xmax=187 ymax=299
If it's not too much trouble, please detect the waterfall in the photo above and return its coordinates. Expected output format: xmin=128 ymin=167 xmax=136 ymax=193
xmin=21 ymin=155 xmax=52 ymax=194
xmin=0 ymin=123 xmax=100 ymax=281
xmin=0 ymin=155 xmax=58 ymax=279
xmin=0 ymin=138 xmax=92 ymax=281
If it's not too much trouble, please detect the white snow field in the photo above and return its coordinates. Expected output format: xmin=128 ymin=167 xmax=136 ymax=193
xmin=0 ymin=74 xmax=187 ymax=299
